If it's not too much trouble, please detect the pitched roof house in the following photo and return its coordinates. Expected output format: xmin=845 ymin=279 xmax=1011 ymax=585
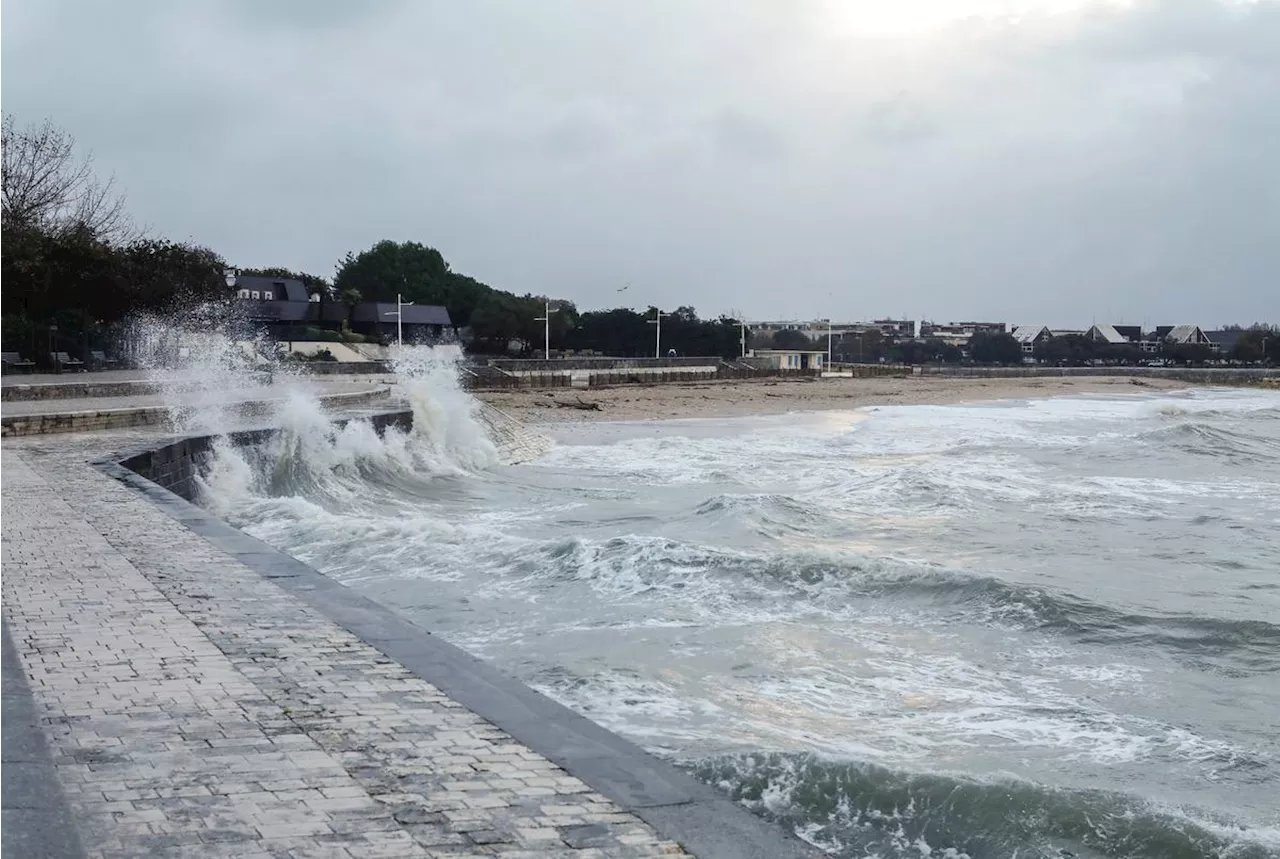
xmin=1086 ymin=324 xmax=1129 ymax=344
xmin=1165 ymin=325 xmax=1210 ymax=344
xmin=1011 ymin=325 xmax=1052 ymax=354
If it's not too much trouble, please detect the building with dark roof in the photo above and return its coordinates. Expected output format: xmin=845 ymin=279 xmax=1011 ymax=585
xmin=1204 ymin=329 xmax=1244 ymax=354
xmin=233 ymin=275 xmax=311 ymax=303
xmin=230 ymin=276 xmax=452 ymax=343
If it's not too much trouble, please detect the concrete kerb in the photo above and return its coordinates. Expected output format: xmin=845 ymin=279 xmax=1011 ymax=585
xmin=2 ymin=619 xmax=89 ymax=859
xmin=92 ymin=416 xmax=821 ymax=859
xmin=0 ymin=386 xmax=393 ymax=437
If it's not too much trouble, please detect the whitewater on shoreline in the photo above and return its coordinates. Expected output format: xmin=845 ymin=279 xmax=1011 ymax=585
xmin=189 ymin=349 xmax=1279 ymax=859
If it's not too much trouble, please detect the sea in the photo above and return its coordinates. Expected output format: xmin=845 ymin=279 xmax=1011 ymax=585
xmin=197 ymin=353 xmax=1280 ymax=859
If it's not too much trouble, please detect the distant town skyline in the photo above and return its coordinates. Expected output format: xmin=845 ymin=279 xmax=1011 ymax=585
xmin=3 ymin=0 xmax=1277 ymax=323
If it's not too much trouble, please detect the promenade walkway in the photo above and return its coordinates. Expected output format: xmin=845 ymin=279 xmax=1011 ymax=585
xmin=2 ymin=431 xmax=698 ymax=858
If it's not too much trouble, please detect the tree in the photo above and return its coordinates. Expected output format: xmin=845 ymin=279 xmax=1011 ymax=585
xmin=892 ymin=338 xmax=954 ymax=364
xmin=564 ymin=307 xmax=652 ymax=356
xmin=2 ymin=114 xmax=135 ymax=243
xmin=1229 ymin=328 xmax=1279 ymax=364
xmin=1096 ymin=343 xmax=1143 ymax=366
xmin=1162 ymin=341 xmax=1214 ymax=366
xmin=771 ymin=328 xmax=812 ymax=350
xmin=121 ymin=239 xmax=226 ymax=310
xmin=334 ymin=240 xmax=497 ymax=329
xmin=969 ymin=331 xmax=1024 ymax=365
xmin=1034 ymin=334 xmax=1096 ymax=366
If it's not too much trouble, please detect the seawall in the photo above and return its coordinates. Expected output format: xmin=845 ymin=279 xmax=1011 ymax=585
xmin=79 ymin=408 xmax=819 ymax=858
xmin=912 ymin=365 xmax=1279 ymax=383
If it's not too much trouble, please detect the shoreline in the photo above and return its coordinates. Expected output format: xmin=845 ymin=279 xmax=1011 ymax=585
xmin=476 ymin=374 xmax=1197 ymax=423
xmin=2 ymin=418 xmax=816 ymax=859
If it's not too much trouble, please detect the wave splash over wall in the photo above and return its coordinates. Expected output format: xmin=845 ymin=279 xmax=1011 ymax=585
xmin=197 ymin=344 xmax=499 ymax=514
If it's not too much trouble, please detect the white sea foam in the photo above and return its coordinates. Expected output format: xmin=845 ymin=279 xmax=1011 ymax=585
xmin=194 ymin=380 xmax=1280 ymax=858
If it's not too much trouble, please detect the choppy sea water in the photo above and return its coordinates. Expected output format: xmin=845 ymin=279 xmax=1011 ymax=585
xmin=200 ymin=372 xmax=1280 ymax=859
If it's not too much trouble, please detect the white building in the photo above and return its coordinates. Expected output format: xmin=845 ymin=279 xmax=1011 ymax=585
xmin=749 ymin=349 xmax=826 ymax=370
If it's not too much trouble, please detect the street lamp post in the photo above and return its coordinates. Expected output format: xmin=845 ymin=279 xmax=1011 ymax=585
xmin=826 ymin=318 xmax=833 ymax=369
xmin=382 ymin=293 xmax=413 ymax=347
xmin=534 ymin=301 xmax=554 ymax=358
xmin=738 ymin=319 xmax=748 ymax=358
xmin=648 ymin=309 xmax=665 ymax=359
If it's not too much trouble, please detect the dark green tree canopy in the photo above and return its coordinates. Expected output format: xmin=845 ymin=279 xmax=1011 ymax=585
xmin=771 ymin=329 xmax=813 ymax=350
xmin=334 ymin=240 xmax=487 ymax=326
xmin=969 ymin=331 xmax=1024 ymax=365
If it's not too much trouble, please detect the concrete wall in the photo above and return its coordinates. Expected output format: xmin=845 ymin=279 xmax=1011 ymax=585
xmin=1 ymin=389 xmax=392 ymax=438
xmin=1 ymin=406 xmax=170 ymax=437
xmin=488 ymin=357 xmax=719 ymax=372
xmin=1 ymin=380 xmax=164 ymax=402
xmin=119 ymin=412 xmax=413 ymax=500
xmin=914 ymin=366 xmax=1280 ymax=383
xmin=297 ymin=361 xmax=390 ymax=375
xmin=464 ymin=364 xmax=826 ymax=390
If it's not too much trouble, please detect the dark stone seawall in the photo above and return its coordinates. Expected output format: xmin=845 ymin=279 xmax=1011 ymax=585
xmin=118 ymin=411 xmax=413 ymax=500
xmin=914 ymin=366 xmax=1280 ymax=382
xmin=106 ymin=409 xmax=821 ymax=859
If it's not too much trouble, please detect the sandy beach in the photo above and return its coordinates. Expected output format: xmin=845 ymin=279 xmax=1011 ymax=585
xmin=476 ymin=374 xmax=1192 ymax=423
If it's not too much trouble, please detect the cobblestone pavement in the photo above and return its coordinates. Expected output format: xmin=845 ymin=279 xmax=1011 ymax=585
xmin=2 ymin=433 xmax=691 ymax=858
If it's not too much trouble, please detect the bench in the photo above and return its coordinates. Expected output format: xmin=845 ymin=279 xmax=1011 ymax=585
xmin=90 ymin=350 xmax=119 ymax=370
xmin=50 ymin=351 xmax=86 ymax=371
xmin=1 ymin=352 xmax=36 ymax=374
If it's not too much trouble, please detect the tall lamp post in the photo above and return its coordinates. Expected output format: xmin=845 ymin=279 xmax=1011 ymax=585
xmin=648 ymin=308 xmax=666 ymax=359
xmin=382 ymin=293 xmax=413 ymax=347
xmin=738 ymin=319 xmax=748 ymax=358
xmin=534 ymin=301 xmax=555 ymax=358
xmin=826 ymin=318 xmax=833 ymax=368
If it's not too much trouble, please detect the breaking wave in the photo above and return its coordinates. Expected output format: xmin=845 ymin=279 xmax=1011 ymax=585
xmin=196 ymin=344 xmax=497 ymax=512
xmin=1137 ymin=420 xmax=1280 ymax=464
xmin=193 ymin=382 xmax=1280 ymax=859
xmin=694 ymin=751 xmax=1280 ymax=859
xmin=496 ymin=536 xmax=1280 ymax=675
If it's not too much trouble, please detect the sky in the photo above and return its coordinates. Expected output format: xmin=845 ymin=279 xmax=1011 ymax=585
xmin=2 ymin=0 xmax=1276 ymax=326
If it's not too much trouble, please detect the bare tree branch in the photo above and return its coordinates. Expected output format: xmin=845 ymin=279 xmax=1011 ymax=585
xmin=2 ymin=113 xmax=139 ymax=243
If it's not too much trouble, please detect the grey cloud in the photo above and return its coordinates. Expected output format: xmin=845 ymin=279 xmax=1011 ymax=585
xmin=709 ymin=109 xmax=786 ymax=159
xmin=2 ymin=0 xmax=1276 ymax=325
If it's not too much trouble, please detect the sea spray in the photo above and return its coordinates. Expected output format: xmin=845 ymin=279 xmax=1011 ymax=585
xmin=195 ymin=343 xmax=500 ymax=508
xmin=390 ymin=344 xmax=499 ymax=471
xmin=118 ymin=304 xmax=297 ymax=433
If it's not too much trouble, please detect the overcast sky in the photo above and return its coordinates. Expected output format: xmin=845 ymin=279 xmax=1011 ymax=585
xmin=3 ymin=0 xmax=1276 ymax=326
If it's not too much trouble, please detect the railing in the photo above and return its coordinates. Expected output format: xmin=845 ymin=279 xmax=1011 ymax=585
xmin=459 ymin=362 xmax=824 ymax=390
xmin=487 ymin=356 xmax=720 ymax=372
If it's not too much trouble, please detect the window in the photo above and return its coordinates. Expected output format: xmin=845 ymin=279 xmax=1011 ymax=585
xmin=238 ymin=289 xmax=250 ymax=299
xmin=250 ymin=291 xmax=260 ymax=299
xmin=263 ymin=291 xmax=273 ymax=301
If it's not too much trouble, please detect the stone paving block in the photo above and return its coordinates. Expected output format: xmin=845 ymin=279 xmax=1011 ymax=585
xmin=2 ymin=443 xmax=696 ymax=858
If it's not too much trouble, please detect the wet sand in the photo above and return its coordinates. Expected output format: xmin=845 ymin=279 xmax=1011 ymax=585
xmin=477 ymin=375 xmax=1191 ymax=423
